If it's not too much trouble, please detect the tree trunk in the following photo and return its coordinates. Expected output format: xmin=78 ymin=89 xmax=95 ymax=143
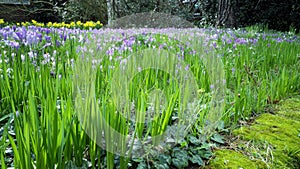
xmin=216 ymin=0 xmax=237 ymax=28
xmin=107 ymin=0 xmax=115 ymax=26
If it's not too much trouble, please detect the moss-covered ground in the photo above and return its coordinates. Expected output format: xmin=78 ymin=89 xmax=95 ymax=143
xmin=207 ymin=96 xmax=300 ymax=169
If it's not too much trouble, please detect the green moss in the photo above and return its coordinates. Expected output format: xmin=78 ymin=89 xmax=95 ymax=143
xmin=235 ymin=114 xmax=300 ymax=149
xmin=275 ymin=96 xmax=300 ymax=120
xmin=207 ymin=97 xmax=300 ymax=169
xmin=208 ymin=149 xmax=266 ymax=169
xmin=233 ymin=97 xmax=300 ymax=168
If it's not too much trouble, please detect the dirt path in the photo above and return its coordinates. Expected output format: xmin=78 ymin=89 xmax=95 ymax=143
xmin=206 ymin=96 xmax=300 ymax=169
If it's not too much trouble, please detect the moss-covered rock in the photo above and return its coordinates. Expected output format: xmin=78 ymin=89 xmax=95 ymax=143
xmin=208 ymin=149 xmax=266 ymax=169
xmin=235 ymin=114 xmax=300 ymax=150
xmin=234 ymin=97 xmax=300 ymax=168
xmin=208 ymin=96 xmax=300 ymax=169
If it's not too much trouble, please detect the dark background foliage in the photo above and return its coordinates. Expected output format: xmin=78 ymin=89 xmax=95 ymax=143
xmin=236 ymin=0 xmax=300 ymax=32
xmin=0 ymin=0 xmax=299 ymax=32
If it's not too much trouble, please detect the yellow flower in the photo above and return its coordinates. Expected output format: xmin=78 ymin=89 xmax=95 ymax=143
xmin=86 ymin=21 xmax=96 ymax=28
xmin=32 ymin=20 xmax=37 ymax=25
xmin=70 ymin=21 xmax=76 ymax=27
xmin=0 ymin=19 xmax=4 ymax=24
xmin=21 ymin=21 xmax=30 ymax=26
xmin=76 ymin=21 xmax=82 ymax=26
xmin=53 ymin=22 xmax=61 ymax=28
xmin=47 ymin=22 xmax=53 ymax=27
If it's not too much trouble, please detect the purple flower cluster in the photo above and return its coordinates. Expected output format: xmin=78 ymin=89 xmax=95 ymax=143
xmin=1 ymin=25 xmax=298 ymax=78
xmin=0 ymin=25 xmax=84 ymax=51
xmin=0 ymin=26 xmax=87 ymax=79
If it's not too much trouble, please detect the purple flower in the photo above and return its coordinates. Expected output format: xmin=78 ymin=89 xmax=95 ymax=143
xmin=15 ymin=111 xmax=20 ymax=117
xmin=43 ymin=42 xmax=52 ymax=48
xmin=28 ymin=51 xmax=36 ymax=59
xmin=56 ymin=40 xmax=61 ymax=47
xmin=63 ymin=34 xmax=67 ymax=41
xmin=118 ymin=45 xmax=126 ymax=53
xmin=12 ymin=25 xmax=17 ymax=31
xmin=60 ymin=34 xmax=67 ymax=41
xmin=120 ymin=58 xmax=127 ymax=65
xmin=12 ymin=32 xmax=20 ymax=41
xmin=233 ymin=44 xmax=236 ymax=49
xmin=275 ymin=38 xmax=283 ymax=42
xmin=227 ymin=39 xmax=233 ymax=44
xmin=211 ymin=34 xmax=219 ymax=40
xmin=106 ymin=48 xmax=114 ymax=56
xmin=189 ymin=50 xmax=196 ymax=55
xmin=26 ymin=33 xmax=39 ymax=45
xmin=159 ymin=43 xmax=167 ymax=49
xmin=44 ymin=35 xmax=51 ymax=42
xmin=37 ymin=33 xmax=43 ymax=42
xmin=250 ymin=38 xmax=258 ymax=44
xmin=212 ymin=42 xmax=217 ymax=48
xmin=123 ymin=36 xmax=135 ymax=47
xmin=42 ymin=53 xmax=51 ymax=64
xmin=9 ymin=41 xmax=20 ymax=50
xmin=234 ymin=38 xmax=248 ymax=45
xmin=16 ymin=32 xmax=24 ymax=41
xmin=45 ymin=28 xmax=51 ymax=34
xmin=2 ymin=32 xmax=8 ymax=40
xmin=185 ymin=65 xmax=190 ymax=71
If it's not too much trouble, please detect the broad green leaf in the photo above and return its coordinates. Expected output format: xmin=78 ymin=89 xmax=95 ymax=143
xmin=154 ymin=162 xmax=169 ymax=169
xmin=171 ymin=158 xmax=188 ymax=169
xmin=189 ymin=154 xmax=204 ymax=166
xmin=188 ymin=135 xmax=200 ymax=145
xmin=157 ymin=154 xmax=171 ymax=165
xmin=171 ymin=149 xmax=189 ymax=168
xmin=199 ymin=150 xmax=213 ymax=160
xmin=217 ymin=121 xmax=225 ymax=130
xmin=211 ymin=133 xmax=224 ymax=144
xmin=136 ymin=161 xmax=147 ymax=169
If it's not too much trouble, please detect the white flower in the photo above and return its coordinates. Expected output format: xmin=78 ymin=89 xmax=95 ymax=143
xmin=21 ymin=54 xmax=25 ymax=61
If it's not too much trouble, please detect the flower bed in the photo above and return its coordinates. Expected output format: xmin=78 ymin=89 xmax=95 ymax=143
xmin=0 ymin=23 xmax=299 ymax=168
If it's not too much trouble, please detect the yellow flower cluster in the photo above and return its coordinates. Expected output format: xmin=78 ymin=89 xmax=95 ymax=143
xmin=18 ymin=21 xmax=36 ymax=27
xmin=0 ymin=19 xmax=103 ymax=29
xmin=41 ymin=20 xmax=103 ymax=29
xmin=0 ymin=19 xmax=5 ymax=25
xmin=31 ymin=20 xmax=45 ymax=27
